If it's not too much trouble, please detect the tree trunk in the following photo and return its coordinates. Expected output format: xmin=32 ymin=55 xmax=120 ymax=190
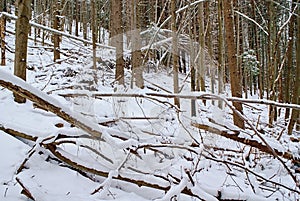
xmin=131 ymin=0 xmax=144 ymax=88
xmin=0 ymin=0 xmax=6 ymax=66
xmin=218 ymin=0 xmax=225 ymax=109
xmin=53 ymin=0 xmax=61 ymax=63
xmin=267 ymin=1 xmax=277 ymax=127
xmin=223 ymin=0 xmax=245 ymax=129
xmin=171 ymin=0 xmax=180 ymax=108
xmin=111 ymin=0 xmax=124 ymax=85
xmin=217 ymin=0 xmax=225 ymax=109
xmin=284 ymin=0 xmax=296 ymax=120
xmin=205 ymin=1 xmax=214 ymax=105
xmin=75 ymin=0 xmax=79 ymax=37
xmin=13 ymin=0 xmax=31 ymax=103
xmin=91 ymin=0 xmax=97 ymax=70
xmin=189 ymin=2 xmax=196 ymax=116
xmin=82 ymin=1 xmax=87 ymax=44
xmin=288 ymin=4 xmax=300 ymax=134
xmin=196 ymin=2 xmax=205 ymax=95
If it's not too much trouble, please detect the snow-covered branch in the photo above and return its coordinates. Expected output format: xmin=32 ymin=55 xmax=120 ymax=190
xmin=58 ymin=91 xmax=300 ymax=110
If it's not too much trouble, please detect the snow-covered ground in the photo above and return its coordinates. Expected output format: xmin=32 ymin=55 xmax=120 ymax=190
xmin=1 ymin=16 xmax=300 ymax=201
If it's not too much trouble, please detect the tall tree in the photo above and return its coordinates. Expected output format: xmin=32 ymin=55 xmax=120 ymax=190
xmin=171 ymin=0 xmax=180 ymax=108
xmin=110 ymin=0 xmax=124 ymax=85
xmin=14 ymin=0 xmax=31 ymax=103
xmin=131 ymin=0 xmax=144 ymax=88
xmin=217 ymin=0 xmax=225 ymax=109
xmin=267 ymin=0 xmax=277 ymax=126
xmin=196 ymin=2 xmax=205 ymax=96
xmin=189 ymin=1 xmax=196 ymax=116
xmin=0 ymin=0 xmax=6 ymax=66
xmin=288 ymin=3 xmax=300 ymax=134
xmin=53 ymin=0 xmax=61 ymax=63
xmin=91 ymin=0 xmax=97 ymax=70
xmin=74 ymin=0 xmax=79 ymax=37
xmin=285 ymin=0 xmax=296 ymax=120
xmin=82 ymin=1 xmax=88 ymax=44
xmin=205 ymin=1 xmax=214 ymax=105
xmin=223 ymin=0 xmax=245 ymax=129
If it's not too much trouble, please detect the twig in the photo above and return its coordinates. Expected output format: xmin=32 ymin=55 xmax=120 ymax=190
xmin=203 ymin=153 xmax=300 ymax=194
xmin=16 ymin=177 xmax=35 ymax=200
xmin=191 ymin=122 xmax=299 ymax=162
xmin=17 ymin=146 xmax=36 ymax=174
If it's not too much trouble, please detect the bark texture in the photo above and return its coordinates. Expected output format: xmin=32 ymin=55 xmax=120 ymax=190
xmin=111 ymin=0 xmax=124 ymax=85
xmin=223 ymin=0 xmax=245 ymax=128
xmin=171 ymin=0 xmax=180 ymax=108
xmin=14 ymin=0 xmax=31 ymax=103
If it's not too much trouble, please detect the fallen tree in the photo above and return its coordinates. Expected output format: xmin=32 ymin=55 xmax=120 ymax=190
xmin=1 ymin=70 xmax=300 ymax=200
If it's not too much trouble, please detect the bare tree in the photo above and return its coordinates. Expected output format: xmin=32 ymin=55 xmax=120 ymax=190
xmin=0 ymin=0 xmax=6 ymax=66
xmin=91 ymin=0 xmax=97 ymax=70
xmin=288 ymin=4 xmax=300 ymax=134
xmin=53 ymin=0 xmax=61 ymax=63
xmin=217 ymin=0 xmax=225 ymax=109
xmin=223 ymin=0 xmax=244 ymax=129
xmin=110 ymin=0 xmax=124 ymax=85
xmin=13 ymin=0 xmax=31 ymax=103
xmin=285 ymin=0 xmax=296 ymax=120
xmin=171 ymin=0 xmax=180 ymax=108
xmin=131 ymin=0 xmax=144 ymax=88
xmin=196 ymin=2 xmax=205 ymax=96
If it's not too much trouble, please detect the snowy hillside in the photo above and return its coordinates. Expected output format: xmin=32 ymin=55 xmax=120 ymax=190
xmin=1 ymin=9 xmax=300 ymax=201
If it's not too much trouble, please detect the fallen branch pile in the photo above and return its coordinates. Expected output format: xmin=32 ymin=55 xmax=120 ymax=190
xmin=0 ymin=70 xmax=299 ymax=200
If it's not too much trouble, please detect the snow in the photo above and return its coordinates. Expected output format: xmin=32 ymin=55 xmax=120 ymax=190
xmin=1 ymin=8 xmax=300 ymax=201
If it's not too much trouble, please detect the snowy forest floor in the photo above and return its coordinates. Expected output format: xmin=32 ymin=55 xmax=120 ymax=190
xmin=1 ymin=20 xmax=300 ymax=201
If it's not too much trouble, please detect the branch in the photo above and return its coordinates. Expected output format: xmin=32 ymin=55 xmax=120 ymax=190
xmin=43 ymin=143 xmax=199 ymax=198
xmin=58 ymin=91 xmax=300 ymax=110
xmin=16 ymin=177 xmax=36 ymax=201
xmin=0 ymin=123 xmax=201 ymax=199
xmin=191 ymin=122 xmax=299 ymax=162
xmin=0 ymin=69 xmax=104 ymax=138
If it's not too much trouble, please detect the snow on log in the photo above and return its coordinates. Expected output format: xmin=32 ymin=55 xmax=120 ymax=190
xmin=191 ymin=121 xmax=300 ymax=162
xmin=0 ymin=69 xmax=105 ymax=138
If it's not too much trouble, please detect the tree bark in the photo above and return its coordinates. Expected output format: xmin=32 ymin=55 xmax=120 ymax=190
xmin=82 ymin=1 xmax=87 ymax=44
xmin=14 ymin=0 xmax=31 ymax=103
xmin=53 ymin=0 xmax=61 ymax=63
xmin=288 ymin=4 xmax=300 ymax=134
xmin=197 ymin=2 xmax=205 ymax=96
xmin=0 ymin=0 xmax=6 ymax=66
xmin=91 ymin=0 xmax=97 ymax=70
xmin=223 ymin=0 xmax=245 ymax=129
xmin=189 ymin=1 xmax=196 ymax=116
xmin=217 ymin=0 xmax=225 ymax=109
xmin=171 ymin=0 xmax=180 ymax=108
xmin=284 ymin=0 xmax=296 ymax=120
xmin=131 ymin=0 xmax=144 ymax=88
xmin=74 ymin=0 xmax=79 ymax=37
xmin=111 ymin=0 xmax=124 ymax=85
xmin=205 ymin=1 xmax=214 ymax=105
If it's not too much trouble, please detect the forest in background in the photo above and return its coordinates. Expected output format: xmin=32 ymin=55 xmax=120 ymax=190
xmin=1 ymin=0 xmax=299 ymax=132
xmin=0 ymin=0 xmax=300 ymax=200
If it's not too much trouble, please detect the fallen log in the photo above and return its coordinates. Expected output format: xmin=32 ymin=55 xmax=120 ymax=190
xmin=57 ymin=91 xmax=300 ymax=110
xmin=191 ymin=122 xmax=300 ymax=162
xmin=0 ymin=69 xmax=103 ymax=138
xmin=0 ymin=123 xmax=203 ymax=200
